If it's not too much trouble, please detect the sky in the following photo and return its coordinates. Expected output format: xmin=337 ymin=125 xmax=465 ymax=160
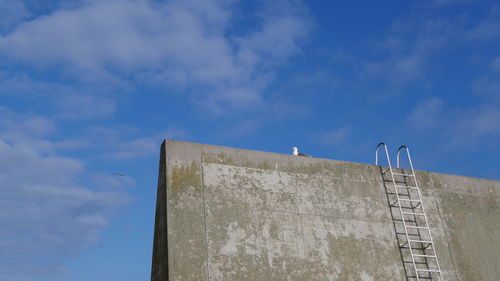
xmin=0 ymin=0 xmax=499 ymax=280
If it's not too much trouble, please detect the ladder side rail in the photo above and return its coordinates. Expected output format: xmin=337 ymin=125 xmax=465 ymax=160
xmin=397 ymin=145 xmax=444 ymax=281
xmin=376 ymin=142 xmax=393 ymax=168
xmin=396 ymin=145 xmax=415 ymax=171
xmin=404 ymin=146 xmax=441 ymax=280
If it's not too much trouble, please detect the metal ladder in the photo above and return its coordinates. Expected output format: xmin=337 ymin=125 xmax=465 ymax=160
xmin=376 ymin=143 xmax=444 ymax=281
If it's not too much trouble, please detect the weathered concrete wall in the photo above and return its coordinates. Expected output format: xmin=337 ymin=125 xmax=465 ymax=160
xmin=151 ymin=140 xmax=499 ymax=281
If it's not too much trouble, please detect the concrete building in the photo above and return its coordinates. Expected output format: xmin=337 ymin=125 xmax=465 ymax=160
xmin=151 ymin=140 xmax=499 ymax=281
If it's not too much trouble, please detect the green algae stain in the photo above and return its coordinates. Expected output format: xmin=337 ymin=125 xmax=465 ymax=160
xmin=203 ymin=151 xmax=326 ymax=174
xmin=256 ymin=161 xmax=273 ymax=170
xmin=202 ymin=152 xmax=235 ymax=165
xmin=170 ymin=161 xmax=202 ymax=190
xmin=202 ymin=151 xmax=381 ymax=181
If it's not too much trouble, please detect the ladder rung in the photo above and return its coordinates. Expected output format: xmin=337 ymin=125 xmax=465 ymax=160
xmin=399 ymin=198 xmax=421 ymax=203
xmin=395 ymin=185 xmax=418 ymax=190
xmin=403 ymin=261 xmax=428 ymax=265
xmin=388 ymin=192 xmax=410 ymax=197
xmin=392 ymin=172 xmax=414 ymax=177
xmin=417 ymin=269 xmax=441 ymax=273
xmin=390 ymin=204 xmax=413 ymax=209
xmin=384 ymin=179 xmax=408 ymax=184
xmin=406 ymin=226 xmax=429 ymax=230
xmin=408 ymin=276 xmax=432 ymax=280
xmin=394 ymin=219 xmax=417 ymax=223
xmin=400 ymin=245 xmax=431 ymax=251
xmin=397 ymin=232 xmax=421 ymax=236
xmin=402 ymin=211 xmax=426 ymax=216
xmin=413 ymin=254 xmax=436 ymax=258
xmin=408 ymin=239 xmax=432 ymax=244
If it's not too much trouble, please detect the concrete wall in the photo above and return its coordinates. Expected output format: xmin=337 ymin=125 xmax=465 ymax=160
xmin=151 ymin=140 xmax=499 ymax=281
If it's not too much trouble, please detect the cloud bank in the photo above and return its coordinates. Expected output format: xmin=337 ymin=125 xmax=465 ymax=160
xmin=0 ymin=108 xmax=131 ymax=280
xmin=0 ymin=0 xmax=312 ymax=114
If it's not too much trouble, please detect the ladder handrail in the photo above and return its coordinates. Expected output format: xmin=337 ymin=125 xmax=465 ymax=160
xmin=396 ymin=145 xmax=415 ymax=171
xmin=377 ymin=143 xmax=444 ymax=281
xmin=375 ymin=142 xmax=393 ymax=167
xmin=377 ymin=143 xmax=420 ymax=279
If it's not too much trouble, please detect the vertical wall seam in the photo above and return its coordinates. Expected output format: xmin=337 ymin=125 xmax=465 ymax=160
xmin=430 ymin=172 xmax=461 ymax=281
xmin=292 ymin=170 xmax=306 ymax=261
xmin=200 ymin=154 xmax=211 ymax=281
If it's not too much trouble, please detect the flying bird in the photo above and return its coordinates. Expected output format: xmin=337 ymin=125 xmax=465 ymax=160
xmin=115 ymin=173 xmax=125 ymax=176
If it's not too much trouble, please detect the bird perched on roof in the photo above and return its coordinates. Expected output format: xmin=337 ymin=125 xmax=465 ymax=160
xmin=292 ymin=147 xmax=312 ymax=157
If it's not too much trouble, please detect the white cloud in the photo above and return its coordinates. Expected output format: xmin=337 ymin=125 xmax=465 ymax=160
xmin=0 ymin=73 xmax=119 ymax=120
xmin=216 ymin=119 xmax=261 ymax=140
xmin=1 ymin=0 xmax=165 ymax=70
xmin=465 ymin=18 xmax=500 ymax=42
xmin=0 ymin=107 xmax=57 ymax=153
xmin=447 ymin=106 xmax=500 ymax=147
xmin=0 ymin=0 xmax=312 ymax=113
xmin=360 ymin=17 xmax=462 ymax=96
xmin=0 ymin=139 xmax=131 ymax=280
xmin=269 ymin=100 xmax=312 ymax=120
xmin=55 ymin=93 xmax=116 ymax=119
xmin=406 ymin=99 xmax=500 ymax=149
xmin=474 ymin=77 xmax=500 ymax=98
xmin=357 ymin=4 xmax=499 ymax=98
xmin=408 ymin=98 xmax=443 ymax=129
xmin=236 ymin=15 xmax=310 ymax=59
xmin=0 ymin=0 xmax=30 ymax=33
xmin=492 ymin=55 xmax=500 ymax=72
xmin=101 ymin=127 xmax=188 ymax=160
xmin=91 ymin=172 xmax=136 ymax=189
xmin=0 ymin=111 xmax=131 ymax=280
xmin=362 ymin=54 xmax=425 ymax=93
xmin=316 ymin=127 xmax=351 ymax=146
xmin=473 ymin=54 xmax=500 ymax=100
xmin=0 ymin=264 xmax=70 ymax=281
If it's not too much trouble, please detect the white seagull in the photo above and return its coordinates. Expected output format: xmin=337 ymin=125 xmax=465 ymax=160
xmin=292 ymin=147 xmax=312 ymax=157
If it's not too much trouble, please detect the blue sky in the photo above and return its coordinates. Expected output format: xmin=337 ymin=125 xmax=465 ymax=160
xmin=0 ymin=0 xmax=499 ymax=280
